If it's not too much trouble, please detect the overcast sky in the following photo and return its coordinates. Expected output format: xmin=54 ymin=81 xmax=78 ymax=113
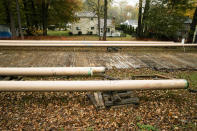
xmin=113 ymin=0 xmax=138 ymax=6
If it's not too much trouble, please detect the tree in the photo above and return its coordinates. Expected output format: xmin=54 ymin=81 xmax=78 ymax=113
xmin=108 ymin=3 xmax=138 ymax=24
xmin=42 ymin=0 xmax=81 ymax=36
xmin=142 ymin=0 xmax=150 ymax=37
xmin=103 ymin=0 xmax=108 ymax=41
xmin=98 ymin=0 xmax=101 ymax=40
xmin=16 ymin=0 xmax=24 ymax=39
xmin=0 ymin=0 xmax=81 ymax=37
xmin=1 ymin=0 xmax=17 ymax=38
xmin=41 ymin=0 xmax=50 ymax=36
xmin=137 ymin=0 xmax=193 ymax=40
xmin=83 ymin=0 xmax=104 ymax=40
xmin=188 ymin=7 xmax=197 ymax=43
xmin=137 ymin=0 xmax=142 ymax=37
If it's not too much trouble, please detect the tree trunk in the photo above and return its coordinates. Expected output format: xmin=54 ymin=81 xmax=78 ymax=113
xmin=22 ymin=0 xmax=30 ymax=27
xmin=97 ymin=0 xmax=101 ymax=40
xmin=3 ymin=0 xmax=10 ymax=24
xmin=30 ymin=0 xmax=38 ymax=29
xmin=188 ymin=7 xmax=197 ymax=43
xmin=6 ymin=0 xmax=16 ymax=38
xmin=103 ymin=0 xmax=108 ymax=41
xmin=16 ymin=0 xmax=24 ymax=39
xmin=142 ymin=0 xmax=150 ymax=37
xmin=137 ymin=0 xmax=142 ymax=38
xmin=42 ymin=0 xmax=49 ymax=36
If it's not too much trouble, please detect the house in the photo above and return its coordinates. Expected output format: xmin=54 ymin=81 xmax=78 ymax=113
xmin=0 ymin=25 xmax=11 ymax=38
xmin=68 ymin=12 xmax=119 ymax=36
xmin=69 ymin=12 xmax=98 ymax=35
xmin=100 ymin=19 xmax=117 ymax=37
xmin=177 ymin=18 xmax=192 ymax=41
xmin=121 ymin=20 xmax=138 ymax=29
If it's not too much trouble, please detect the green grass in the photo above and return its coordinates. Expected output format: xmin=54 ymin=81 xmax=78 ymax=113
xmin=47 ymin=30 xmax=135 ymax=41
xmin=137 ymin=123 xmax=159 ymax=131
xmin=177 ymin=72 xmax=197 ymax=89
xmin=48 ymin=30 xmax=69 ymax=36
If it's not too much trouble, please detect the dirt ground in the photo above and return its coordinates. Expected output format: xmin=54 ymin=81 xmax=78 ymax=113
xmin=0 ymin=47 xmax=196 ymax=130
xmin=0 ymin=47 xmax=197 ymax=70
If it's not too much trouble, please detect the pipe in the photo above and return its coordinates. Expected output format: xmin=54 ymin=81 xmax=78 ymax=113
xmin=0 ymin=40 xmax=175 ymax=44
xmin=0 ymin=67 xmax=106 ymax=76
xmin=0 ymin=79 xmax=188 ymax=92
xmin=0 ymin=40 xmax=195 ymax=47
xmin=0 ymin=43 xmax=196 ymax=47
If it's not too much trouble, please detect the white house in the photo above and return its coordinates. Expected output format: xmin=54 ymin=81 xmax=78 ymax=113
xmin=68 ymin=12 xmax=119 ymax=36
xmin=121 ymin=20 xmax=138 ymax=29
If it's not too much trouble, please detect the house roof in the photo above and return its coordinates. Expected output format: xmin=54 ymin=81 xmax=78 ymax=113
xmin=121 ymin=20 xmax=138 ymax=26
xmin=76 ymin=12 xmax=97 ymax=18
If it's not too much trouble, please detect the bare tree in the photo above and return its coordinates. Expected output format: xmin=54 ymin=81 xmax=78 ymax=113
xmin=16 ymin=0 xmax=24 ymax=39
xmin=85 ymin=0 xmax=102 ymax=40
xmin=103 ymin=0 xmax=108 ymax=41
xmin=98 ymin=0 xmax=101 ymax=40
xmin=137 ymin=0 xmax=142 ymax=37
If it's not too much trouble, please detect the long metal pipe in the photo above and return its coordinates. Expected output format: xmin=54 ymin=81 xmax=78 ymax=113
xmin=0 ymin=80 xmax=188 ymax=92
xmin=0 ymin=40 xmax=175 ymax=44
xmin=0 ymin=43 xmax=196 ymax=47
xmin=0 ymin=67 xmax=105 ymax=76
xmin=0 ymin=40 xmax=196 ymax=47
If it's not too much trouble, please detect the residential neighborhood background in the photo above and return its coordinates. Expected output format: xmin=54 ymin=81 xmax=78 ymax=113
xmin=0 ymin=0 xmax=196 ymax=42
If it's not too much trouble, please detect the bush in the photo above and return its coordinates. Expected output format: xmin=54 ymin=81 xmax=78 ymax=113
xmin=120 ymin=33 xmax=126 ymax=37
xmin=78 ymin=31 xmax=82 ymax=35
xmin=25 ymin=27 xmax=42 ymax=36
xmin=68 ymin=32 xmax=73 ymax=36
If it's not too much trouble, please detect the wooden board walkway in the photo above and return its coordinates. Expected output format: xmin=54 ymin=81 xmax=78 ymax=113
xmin=0 ymin=49 xmax=197 ymax=70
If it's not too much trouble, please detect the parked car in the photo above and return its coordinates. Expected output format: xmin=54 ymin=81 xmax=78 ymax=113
xmin=0 ymin=25 xmax=11 ymax=38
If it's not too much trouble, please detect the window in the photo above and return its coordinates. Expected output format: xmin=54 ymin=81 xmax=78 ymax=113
xmin=76 ymin=27 xmax=80 ymax=30
xmin=107 ymin=28 xmax=110 ymax=33
xmin=90 ymin=18 xmax=93 ymax=20
xmin=91 ymin=27 xmax=94 ymax=30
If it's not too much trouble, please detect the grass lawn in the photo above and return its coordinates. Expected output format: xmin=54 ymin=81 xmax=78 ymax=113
xmin=47 ymin=30 xmax=69 ymax=36
xmin=45 ymin=30 xmax=135 ymax=41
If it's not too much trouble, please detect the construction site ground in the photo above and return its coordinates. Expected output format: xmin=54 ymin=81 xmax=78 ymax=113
xmin=0 ymin=46 xmax=196 ymax=130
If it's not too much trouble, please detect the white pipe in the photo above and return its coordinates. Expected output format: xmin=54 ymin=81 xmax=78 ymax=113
xmin=0 ymin=67 xmax=106 ymax=76
xmin=0 ymin=80 xmax=188 ymax=92
xmin=0 ymin=40 xmax=175 ymax=44
xmin=0 ymin=43 xmax=196 ymax=47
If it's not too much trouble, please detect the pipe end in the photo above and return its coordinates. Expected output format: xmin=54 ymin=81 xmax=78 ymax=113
xmin=185 ymin=80 xmax=189 ymax=89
